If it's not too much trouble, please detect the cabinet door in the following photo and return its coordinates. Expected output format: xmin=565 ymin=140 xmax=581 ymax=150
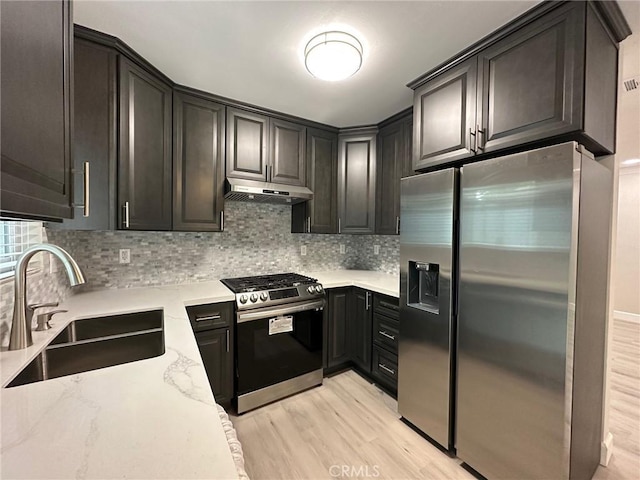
xmin=306 ymin=128 xmax=338 ymax=233
xmin=269 ymin=118 xmax=306 ymax=186
xmin=57 ymin=38 xmax=117 ymax=230
xmin=477 ymin=3 xmax=584 ymax=154
xmin=376 ymin=121 xmax=404 ymax=235
xmin=337 ymin=132 xmax=376 ymax=234
xmin=402 ymin=114 xmax=416 ymax=178
xmin=173 ymin=92 xmax=225 ymax=231
xmin=350 ymin=288 xmax=372 ymax=373
xmin=119 ymin=57 xmax=172 ymax=231
xmin=413 ymin=57 xmax=477 ymax=171
xmin=326 ymin=288 xmax=350 ymax=368
xmin=226 ymin=108 xmax=268 ymax=181
xmin=1 ymin=0 xmax=73 ymax=219
xmin=196 ymin=328 xmax=233 ymax=404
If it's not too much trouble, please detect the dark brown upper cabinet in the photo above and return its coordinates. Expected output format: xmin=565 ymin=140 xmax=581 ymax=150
xmin=402 ymin=114 xmax=415 ymax=179
xmin=412 ymin=58 xmax=478 ymax=171
xmin=292 ymin=128 xmax=338 ymax=234
xmin=227 ymin=109 xmax=306 ymax=186
xmin=338 ymin=129 xmax=377 ymax=234
xmin=226 ymin=108 xmax=269 ymax=182
xmin=52 ymin=38 xmax=118 ymax=230
xmin=119 ymin=57 xmax=172 ymax=231
xmin=1 ymin=0 xmax=73 ymax=220
xmin=269 ymin=118 xmax=306 ymax=186
xmin=173 ymin=92 xmax=226 ymax=232
xmin=376 ymin=119 xmax=405 ymax=235
xmin=410 ymin=1 xmax=622 ymax=171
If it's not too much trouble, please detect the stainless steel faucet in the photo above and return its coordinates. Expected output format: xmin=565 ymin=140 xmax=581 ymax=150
xmin=9 ymin=244 xmax=86 ymax=351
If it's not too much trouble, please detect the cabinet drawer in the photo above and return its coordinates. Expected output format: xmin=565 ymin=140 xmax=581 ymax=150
xmin=186 ymin=302 xmax=234 ymax=332
xmin=373 ymin=313 xmax=399 ymax=353
xmin=373 ymin=294 xmax=399 ymax=320
xmin=371 ymin=346 xmax=398 ymax=389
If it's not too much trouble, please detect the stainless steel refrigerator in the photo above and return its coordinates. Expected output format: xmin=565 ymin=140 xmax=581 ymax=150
xmin=398 ymin=142 xmax=611 ymax=480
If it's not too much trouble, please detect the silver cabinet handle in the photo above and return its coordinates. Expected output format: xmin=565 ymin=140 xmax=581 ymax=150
xmin=396 ymin=216 xmax=400 ymax=235
xmin=379 ymin=330 xmax=396 ymax=341
xmin=73 ymin=162 xmax=90 ymax=217
xmin=195 ymin=314 xmax=221 ymax=322
xmin=220 ymin=210 xmax=224 ymax=231
xmin=123 ymin=201 xmax=130 ymax=229
xmin=82 ymin=162 xmax=90 ymax=217
xmin=379 ymin=363 xmax=396 ymax=375
xmin=307 ymin=216 xmax=311 ymax=233
xmin=365 ymin=291 xmax=371 ymax=310
xmin=477 ymin=124 xmax=485 ymax=151
xmin=338 ymin=218 xmax=341 ymax=234
xmin=469 ymin=127 xmax=477 ymax=154
xmin=226 ymin=329 xmax=230 ymax=353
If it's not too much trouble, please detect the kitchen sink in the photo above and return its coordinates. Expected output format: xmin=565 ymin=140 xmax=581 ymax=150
xmin=6 ymin=310 xmax=164 ymax=388
xmin=49 ymin=310 xmax=163 ymax=345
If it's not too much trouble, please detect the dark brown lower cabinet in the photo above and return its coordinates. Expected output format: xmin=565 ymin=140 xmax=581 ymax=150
xmin=186 ymin=302 xmax=234 ymax=405
xmin=324 ymin=288 xmax=398 ymax=394
xmin=350 ymin=288 xmax=372 ymax=374
xmin=325 ymin=288 xmax=351 ymax=368
xmin=195 ymin=329 xmax=233 ymax=404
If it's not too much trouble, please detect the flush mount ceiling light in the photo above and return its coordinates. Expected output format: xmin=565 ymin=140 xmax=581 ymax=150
xmin=304 ymin=31 xmax=363 ymax=81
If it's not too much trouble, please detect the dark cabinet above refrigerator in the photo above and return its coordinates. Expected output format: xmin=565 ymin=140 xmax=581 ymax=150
xmin=410 ymin=1 xmax=626 ymax=172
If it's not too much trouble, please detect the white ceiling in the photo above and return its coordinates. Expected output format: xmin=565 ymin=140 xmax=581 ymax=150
xmin=76 ymin=1 xmax=550 ymax=127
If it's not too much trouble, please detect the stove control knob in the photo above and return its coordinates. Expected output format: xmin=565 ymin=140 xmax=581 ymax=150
xmin=239 ymin=294 xmax=248 ymax=304
xmin=307 ymin=286 xmax=315 ymax=294
xmin=315 ymin=285 xmax=322 ymax=293
xmin=250 ymin=293 xmax=258 ymax=303
xmin=260 ymin=292 xmax=268 ymax=301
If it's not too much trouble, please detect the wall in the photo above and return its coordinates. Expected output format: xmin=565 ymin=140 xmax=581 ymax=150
xmin=613 ymin=29 xmax=640 ymax=318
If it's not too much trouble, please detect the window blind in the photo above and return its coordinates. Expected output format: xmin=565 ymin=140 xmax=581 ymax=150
xmin=0 ymin=220 xmax=44 ymax=280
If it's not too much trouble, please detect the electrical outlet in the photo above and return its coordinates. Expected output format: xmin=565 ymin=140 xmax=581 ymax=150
xmin=340 ymin=244 xmax=346 ymax=254
xmin=374 ymin=245 xmax=380 ymax=255
xmin=300 ymin=245 xmax=307 ymax=256
xmin=119 ymin=249 xmax=130 ymax=264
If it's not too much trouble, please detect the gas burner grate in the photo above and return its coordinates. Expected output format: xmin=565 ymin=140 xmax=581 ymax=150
xmin=221 ymin=273 xmax=318 ymax=293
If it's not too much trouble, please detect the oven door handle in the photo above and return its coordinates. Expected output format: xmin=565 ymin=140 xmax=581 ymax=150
xmin=237 ymin=299 xmax=325 ymax=324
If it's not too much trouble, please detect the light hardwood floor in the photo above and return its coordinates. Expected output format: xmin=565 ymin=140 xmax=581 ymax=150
xmin=232 ymin=318 xmax=640 ymax=480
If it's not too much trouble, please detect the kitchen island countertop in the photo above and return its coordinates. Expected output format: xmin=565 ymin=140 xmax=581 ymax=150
xmin=0 ymin=281 xmax=238 ymax=480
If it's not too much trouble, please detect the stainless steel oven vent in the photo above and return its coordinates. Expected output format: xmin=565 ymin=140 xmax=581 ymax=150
xmin=224 ymin=178 xmax=312 ymax=205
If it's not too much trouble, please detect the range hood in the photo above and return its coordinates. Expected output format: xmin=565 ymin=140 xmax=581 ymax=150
xmin=224 ymin=178 xmax=313 ymax=205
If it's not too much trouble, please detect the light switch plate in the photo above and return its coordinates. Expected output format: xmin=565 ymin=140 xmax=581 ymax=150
xmin=300 ymin=245 xmax=307 ymax=256
xmin=374 ymin=245 xmax=380 ymax=255
xmin=339 ymin=244 xmax=346 ymax=254
xmin=119 ymin=249 xmax=130 ymax=264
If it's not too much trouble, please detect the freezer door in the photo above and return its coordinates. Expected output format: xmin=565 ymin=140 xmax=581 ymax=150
xmin=398 ymin=168 xmax=457 ymax=450
xmin=457 ymin=143 xmax=578 ymax=480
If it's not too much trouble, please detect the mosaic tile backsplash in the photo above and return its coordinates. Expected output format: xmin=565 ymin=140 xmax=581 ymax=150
xmin=1 ymin=202 xmax=398 ymax=346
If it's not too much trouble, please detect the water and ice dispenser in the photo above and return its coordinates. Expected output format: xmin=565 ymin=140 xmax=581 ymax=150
xmin=408 ymin=261 xmax=440 ymax=313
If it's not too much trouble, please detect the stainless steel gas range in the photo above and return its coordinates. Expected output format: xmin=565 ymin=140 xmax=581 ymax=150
xmin=220 ymin=273 xmax=325 ymax=413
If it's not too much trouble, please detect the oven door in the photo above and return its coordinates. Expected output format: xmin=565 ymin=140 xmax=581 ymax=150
xmin=236 ymin=299 xmax=324 ymax=397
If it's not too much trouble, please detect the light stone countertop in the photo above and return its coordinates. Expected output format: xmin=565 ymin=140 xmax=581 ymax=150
xmin=0 ymin=281 xmax=239 ymax=480
xmin=304 ymin=270 xmax=399 ymax=298
xmin=0 ymin=270 xmax=398 ymax=479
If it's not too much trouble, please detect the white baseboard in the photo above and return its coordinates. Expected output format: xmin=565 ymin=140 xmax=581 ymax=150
xmin=601 ymin=432 xmax=614 ymax=466
xmin=614 ymin=310 xmax=640 ymax=324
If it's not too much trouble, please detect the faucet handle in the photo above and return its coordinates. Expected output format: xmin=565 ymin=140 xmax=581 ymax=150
xmin=35 ymin=309 xmax=67 ymax=331
xmin=28 ymin=302 xmax=59 ymax=311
